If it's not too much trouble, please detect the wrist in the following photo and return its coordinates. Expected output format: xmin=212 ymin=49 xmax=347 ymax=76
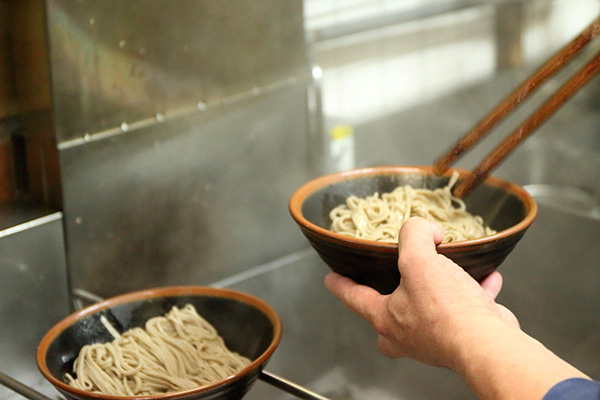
xmin=448 ymin=318 xmax=589 ymax=399
xmin=445 ymin=315 xmax=517 ymax=373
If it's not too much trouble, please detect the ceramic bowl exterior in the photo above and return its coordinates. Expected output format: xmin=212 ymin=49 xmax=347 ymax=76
xmin=37 ymin=286 xmax=282 ymax=400
xmin=290 ymin=166 xmax=537 ymax=294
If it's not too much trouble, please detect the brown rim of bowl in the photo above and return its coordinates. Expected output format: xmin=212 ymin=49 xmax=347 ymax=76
xmin=36 ymin=286 xmax=283 ymax=400
xmin=289 ymin=165 xmax=538 ymax=251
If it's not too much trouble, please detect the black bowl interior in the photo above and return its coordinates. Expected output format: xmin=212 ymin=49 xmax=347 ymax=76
xmin=44 ymin=295 xmax=276 ymax=385
xmin=302 ymin=173 xmax=527 ymax=236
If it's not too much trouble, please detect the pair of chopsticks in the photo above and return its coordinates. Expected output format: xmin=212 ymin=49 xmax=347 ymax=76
xmin=434 ymin=15 xmax=600 ymax=198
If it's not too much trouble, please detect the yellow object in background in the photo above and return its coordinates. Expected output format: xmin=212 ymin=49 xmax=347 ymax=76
xmin=329 ymin=124 xmax=355 ymax=172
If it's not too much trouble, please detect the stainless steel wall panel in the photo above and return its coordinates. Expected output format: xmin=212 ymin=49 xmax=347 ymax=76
xmin=46 ymin=0 xmax=307 ymax=143
xmin=60 ymin=84 xmax=313 ymax=297
xmin=0 ymin=205 xmax=69 ymax=400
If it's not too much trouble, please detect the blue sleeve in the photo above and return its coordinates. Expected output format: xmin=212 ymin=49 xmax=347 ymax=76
xmin=543 ymin=378 xmax=600 ymax=400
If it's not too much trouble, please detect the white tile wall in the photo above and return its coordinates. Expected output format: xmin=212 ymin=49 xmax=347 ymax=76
xmin=305 ymin=0 xmax=600 ymax=126
xmin=523 ymin=0 xmax=600 ymax=62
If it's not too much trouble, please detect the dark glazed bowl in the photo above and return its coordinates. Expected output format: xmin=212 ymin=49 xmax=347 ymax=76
xmin=37 ymin=286 xmax=282 ymax=400
xmin=289 ymin=166 xmax=537 ymax=294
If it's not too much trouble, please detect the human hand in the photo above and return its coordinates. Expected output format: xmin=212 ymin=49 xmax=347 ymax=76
xmin=325 ymin=217 xmax=519 ymax=369
xmin=326 ymin=217 xmax=591 ymax=398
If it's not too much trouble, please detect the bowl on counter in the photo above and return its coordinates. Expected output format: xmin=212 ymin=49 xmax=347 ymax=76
xmin=289 ymin=166 xmax=537 ymax=294
xmin=37 ymin=286 xmax=282 ymax=400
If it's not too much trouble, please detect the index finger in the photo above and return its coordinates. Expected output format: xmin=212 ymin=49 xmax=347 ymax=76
xmin=324 ymin=272 xmax=386 ymax=323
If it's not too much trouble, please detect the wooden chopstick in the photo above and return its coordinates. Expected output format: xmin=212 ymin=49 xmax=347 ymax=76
xmin=453 ymin=47 xmax=600 ymax=198
xmin=433 ymin=15 xmax=600 ymax=177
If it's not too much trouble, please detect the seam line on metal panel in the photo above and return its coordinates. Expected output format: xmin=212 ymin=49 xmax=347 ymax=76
xmin=209 ymin=248 xmax=315 ymax=288
xmin=0 ymin=212 xmax=63 ymax=238
xmin=57 ymin=74 xmax=309 ymax=151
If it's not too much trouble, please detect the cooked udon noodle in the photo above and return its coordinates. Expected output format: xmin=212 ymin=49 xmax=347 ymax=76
xmin=329 ymin=172 xmax=496 ymax=243
xmin=65 ymin=304 xmax=251 ymax=396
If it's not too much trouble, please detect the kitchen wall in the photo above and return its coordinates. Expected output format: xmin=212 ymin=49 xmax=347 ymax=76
xmin=304 ymin=0 xmax=600 ymax=171
xmin=0 ymin=1 xmax=316 ymax=301
xmin=0 ymin=1 xmax=60 ymax=206
xmin=47 ymin=0 xmax=316 ymax=298
xmin=0 ymin=0 xmax=597 ymax=304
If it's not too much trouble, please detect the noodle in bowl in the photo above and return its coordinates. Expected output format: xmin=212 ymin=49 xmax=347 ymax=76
xmin=289 ymin=166 xmax=537 ymax=294
xmin=65 ymin=304 xmax=252 ymax=396
xmin=37 ymin=286 xmax=282 ymax=400
xmin=329 ymin=172 xmax=496 ymax=244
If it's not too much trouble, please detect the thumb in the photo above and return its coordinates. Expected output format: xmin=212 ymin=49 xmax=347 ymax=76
xmin=397 ymin=217 xmax=445 ymax=277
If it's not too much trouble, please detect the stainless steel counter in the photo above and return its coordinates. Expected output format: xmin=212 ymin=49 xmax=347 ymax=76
xmin=215 ymin=201 xmax=600 ymax=399
xmin=2 ymin=199 xmax=599 ymax=400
